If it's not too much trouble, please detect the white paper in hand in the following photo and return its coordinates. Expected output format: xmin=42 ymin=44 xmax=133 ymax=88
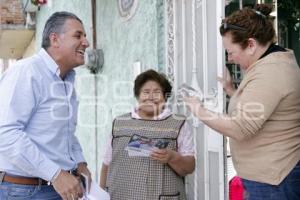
xmin=125 ymin=134 xmax=170 ymax=157
xmin=85 ymin=181 xmax=110 ymax=200
xmin=79 ymin=173 xmax=110 ymax=200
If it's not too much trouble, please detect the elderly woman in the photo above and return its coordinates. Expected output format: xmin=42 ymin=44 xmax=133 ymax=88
xmin=185 ymin=4 xmax=300 ymax=200
xmin=100 ymin=69 xmax=195 ymax=200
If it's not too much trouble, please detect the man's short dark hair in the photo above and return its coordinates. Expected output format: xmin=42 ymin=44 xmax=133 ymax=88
xmin=42 ymin=11 xmax=82 ymax=49
xmin=134 ymin=69 xmax=172 ymax=101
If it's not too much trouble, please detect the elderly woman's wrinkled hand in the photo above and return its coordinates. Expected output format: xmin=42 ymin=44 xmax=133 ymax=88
xmin=150 ymin=148 xmax=175 ymax=164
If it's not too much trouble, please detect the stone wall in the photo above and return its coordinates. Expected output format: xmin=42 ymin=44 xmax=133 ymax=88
xmin=0 ymin=0 xmax=25 ymax=24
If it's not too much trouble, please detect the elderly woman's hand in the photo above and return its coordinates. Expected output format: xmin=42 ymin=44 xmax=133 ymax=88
xmin=150 ymin=148 xmax=176 ymax=164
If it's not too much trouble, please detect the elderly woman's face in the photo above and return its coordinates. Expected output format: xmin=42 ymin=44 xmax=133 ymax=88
xmin=222 ymin=32 xmax=250 ymax=70
xmin=137 ymin=80 xmax=166 ymax=117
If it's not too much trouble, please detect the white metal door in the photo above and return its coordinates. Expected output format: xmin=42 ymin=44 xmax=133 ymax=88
xmin=165 ymin=0 xmax=225 ymax=199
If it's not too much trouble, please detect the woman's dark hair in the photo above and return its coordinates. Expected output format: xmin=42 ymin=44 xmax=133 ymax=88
xmin=219 ymin=4 xmax=275 ymax=49
xmin=134 ymin=69 xmax=172 ymax=100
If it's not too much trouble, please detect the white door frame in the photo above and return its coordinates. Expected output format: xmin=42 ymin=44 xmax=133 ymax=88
xmin=165 ymin=0 xmax=226 ymax=199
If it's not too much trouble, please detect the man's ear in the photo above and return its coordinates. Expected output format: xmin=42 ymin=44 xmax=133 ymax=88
xmin=247 ymin=38 xmax=257 ymax=55
xmin=49 ymin=33 xmax=60 ymax=48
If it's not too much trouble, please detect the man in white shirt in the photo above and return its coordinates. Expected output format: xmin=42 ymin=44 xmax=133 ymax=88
xmin=0 ymin=11 xmax=91 ymax=200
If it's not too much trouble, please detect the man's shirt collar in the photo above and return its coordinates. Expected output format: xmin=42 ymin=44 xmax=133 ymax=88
xmin=38 ymin=48 xmax=75 ymax=80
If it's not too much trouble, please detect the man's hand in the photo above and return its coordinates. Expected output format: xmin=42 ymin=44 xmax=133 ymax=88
xmin=52 ymin=170 xmax=83 ymax=200
xmin=150 ymin=148 xmax=175 ymax=164
xmin=76 ymin=162 xmax=92 ymax=192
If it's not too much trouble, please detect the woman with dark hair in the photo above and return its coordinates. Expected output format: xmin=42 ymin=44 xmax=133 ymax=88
xmin=100 ymin=69 xmax=195 ymax=200
xmin=185 ymin=4 xmax=300 ymax=200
